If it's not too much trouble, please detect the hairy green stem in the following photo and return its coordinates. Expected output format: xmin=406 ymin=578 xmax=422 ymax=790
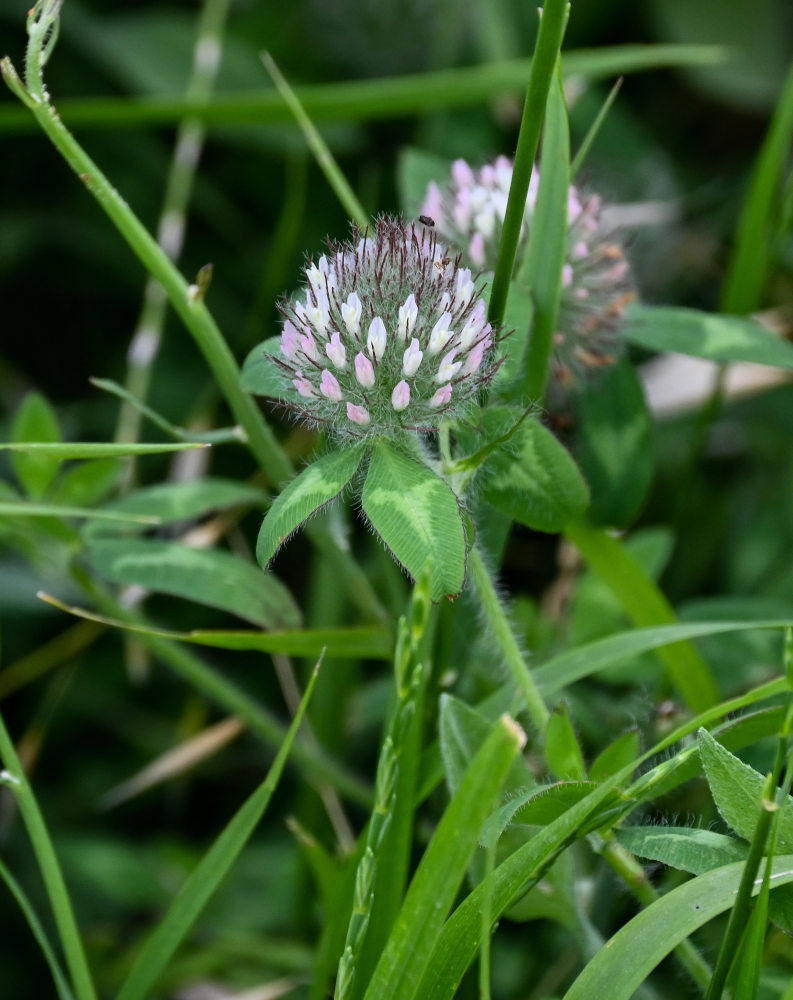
xmin=487 ymin=0 xmax=568 ymax=332
xmin=0 ymin=709 xmax=97 ymax=1000
xmin=468 ymin=545 xmax=549 ymax=733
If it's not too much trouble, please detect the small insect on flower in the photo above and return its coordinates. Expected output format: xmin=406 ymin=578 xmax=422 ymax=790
xmin=418 ymin=215 xmax=435 ymax=227
xmin=268 ymin=215 xmax=500 ymax=439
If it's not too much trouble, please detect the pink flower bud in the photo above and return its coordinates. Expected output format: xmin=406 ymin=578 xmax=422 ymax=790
xmin=293 ymin=373 xmax=315 ymax=398
xmin=354 ymin=351 xmax=376 ymax=388
xmin=281 ymin=320 xmax=301 ymax=360
xmin=391 ymin=380 xmax=411 ymax=412
xmin=320 ymin=369 xmax=343 ymax=401
xmin=299 ymin=331 xmax=318 ymax=362
xmin=325 ymin=331 xmax=347 ymax=369
xmin=346 ymin=402 xmax=370 ymax=425
xmin=421 ymin=182 xmax=443 ymax=224
xmin=452 ymin=159 xmax=475 ymax=188
xmin=430 ymin=385 xmax=453 ymax=408
xmin=469 ymin=232 xmax=486 ymax=267
xmin=463 ymin=335 xmax=492 ymax=376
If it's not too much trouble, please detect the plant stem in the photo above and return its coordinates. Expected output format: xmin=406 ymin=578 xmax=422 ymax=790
xmin=468 ymin=544 xmax=549 ymax=733
xmin=487 ymin=0 xmax=569 ymax=332
xmin=116 ymin=0 xmax=231 ymax=453
xmin=0 ymin=709 xmax=97 ymax=1000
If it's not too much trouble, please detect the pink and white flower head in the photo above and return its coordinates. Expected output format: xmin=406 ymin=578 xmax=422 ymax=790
xmin=271 ymin=216 xmax=498 ymax=437
xmin=421 ymin=157 xmax=634 ymax=394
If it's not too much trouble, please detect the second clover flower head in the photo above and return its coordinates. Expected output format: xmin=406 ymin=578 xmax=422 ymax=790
xmin=422 ymin=156 xmax=635 ymax=394
xmin=273 ymin=216 xmax=498 ymax=438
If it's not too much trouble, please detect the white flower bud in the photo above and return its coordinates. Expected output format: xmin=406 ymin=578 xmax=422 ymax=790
xmin=367 ymin=316 xmax=387 ymax=360
xmin=402 ymin=338 xmax=423 ymax=377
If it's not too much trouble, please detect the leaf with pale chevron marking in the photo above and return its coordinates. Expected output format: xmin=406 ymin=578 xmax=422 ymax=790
xmin=362 ymin=440 xmax=466 ymax=601
xmin=482 ymin=411 xmax=589 ymax=532
xmin=256 ymin=443 xmax=369 ymax=569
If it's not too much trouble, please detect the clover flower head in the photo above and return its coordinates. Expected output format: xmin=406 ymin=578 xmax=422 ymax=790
xmin=421 ymin=156 xmax=634 ymax=394
xmin=272 ymin=216 xmax=498 ymax=438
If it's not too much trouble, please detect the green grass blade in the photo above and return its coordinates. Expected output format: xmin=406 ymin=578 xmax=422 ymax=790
xmin=0 ymin=46 xmax=726 ymax=133
xmin=0 ymin=857 xmax=76 ymax=1000
xmin=362 ymin=715 xmax=526 ymax=1000
xmin=534 ymin=619 xmax=793 ymax=695
xmin=38 ymin=591 xmax=392 ymax=659
xmin=562 ymin=857 xmax=793 ymax=1000
xmin=519 ymin=67 xmax=570 ymax=403
xmin=261 ymin=52 xmax=367 ymax=228
xmin=564 ymin=518 xmax=719 ymax=709
xmin=0 ymin=441 xmax=208 ymax=458
xmin=91 ymin=377 xmax=245 ymax=444
xmin=418 ymin=767 xmax=632 ymax=999
xmin=0 ymin=502 xmax=159 ymax=524
xmin=729 ymin=877 xmax=769 ymax=1000
xmin=115 ymin=661 xmax=321 ymax=1000
xmin=0 ymin=708 xmax=97 ymax=1000
xmin=488 ymin=1 xmax=568 ymax=332
xmin=721 ymin=59 xmax=793 ymax=314
xmin=570 ymin=76 xmax=623 ymax=177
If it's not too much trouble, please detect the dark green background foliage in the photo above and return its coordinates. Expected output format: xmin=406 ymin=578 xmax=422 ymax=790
xmin=1 ymin=0 xmax=792 ymax=997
